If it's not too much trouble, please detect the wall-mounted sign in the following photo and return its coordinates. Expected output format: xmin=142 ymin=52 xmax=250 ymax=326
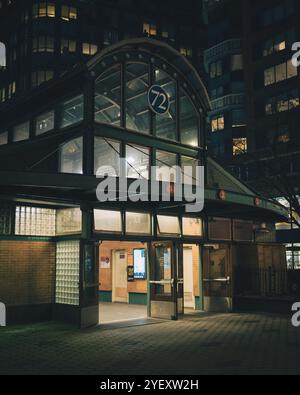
xmin=133 ymin=249 xmax=147 ymax=280
xmin=148 ymin=85 xmax=170 ymax=115
xmin=127 ymin=266 xmax=135 ymax=282
xmin=100 ymin=256 xmax=110 ymax=269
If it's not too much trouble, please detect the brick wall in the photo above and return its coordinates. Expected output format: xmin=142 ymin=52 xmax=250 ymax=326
xmin=0 ymin=240 xmax=56 ymax=306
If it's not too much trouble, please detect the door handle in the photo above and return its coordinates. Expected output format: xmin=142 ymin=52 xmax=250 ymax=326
xmin=149 ymin=279 xmax=174 ymax=285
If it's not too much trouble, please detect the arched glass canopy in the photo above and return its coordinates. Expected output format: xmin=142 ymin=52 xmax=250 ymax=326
xmin=92 ymin=38 xmax=211 ymax=149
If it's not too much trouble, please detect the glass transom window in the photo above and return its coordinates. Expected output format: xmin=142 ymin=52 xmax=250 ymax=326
xmin=126 ymin=212 xmax=151 ymax=235
xmin=94 ymin=209 xmax=122 ymax=233
xmin=157 ymin=215 xmax=181 ymax=236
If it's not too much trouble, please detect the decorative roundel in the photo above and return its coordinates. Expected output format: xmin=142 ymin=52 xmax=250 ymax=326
xmin=148 ymin=85 xmax=170 ymax=115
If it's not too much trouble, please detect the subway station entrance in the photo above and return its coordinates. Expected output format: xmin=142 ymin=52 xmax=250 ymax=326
xmin=98 ymin=240 xmax=203 ymax=324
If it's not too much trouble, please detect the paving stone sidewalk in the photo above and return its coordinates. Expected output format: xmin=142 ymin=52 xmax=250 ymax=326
xmin=0 ymin=312 xmax=299 ymax=375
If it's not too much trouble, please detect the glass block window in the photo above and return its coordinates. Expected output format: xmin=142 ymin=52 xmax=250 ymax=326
xmin=55 ymin=241 xmax=80 ymax=306
xmin=0 ymin=205 xmax=12 ymax=235
xmin=15 ymin=206 xmax=56 ymax=236
xmin=56 ymin=208 xmax=82 ymax=235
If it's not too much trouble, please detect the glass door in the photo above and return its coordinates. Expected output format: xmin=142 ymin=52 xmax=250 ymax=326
xmin=203 ymin=245 xmax=232 ymax=312
xmin=149 ymin=242 xmax=178 ymax=320
xmin=80 ymin=241 xmax=100 ymax=328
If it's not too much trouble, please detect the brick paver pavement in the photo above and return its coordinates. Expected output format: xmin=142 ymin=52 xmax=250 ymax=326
xmin=0 ymin=312 xmax=299 ymax=375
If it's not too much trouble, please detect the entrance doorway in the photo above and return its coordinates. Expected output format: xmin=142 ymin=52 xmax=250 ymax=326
xmin=203 ymin=245 xmax=232 ymax=313
xmin=183 ymin=246 xmax=196 ymax=310
xmin=149 ymin=242 xmax=202 ymax=320
xmin=99 ymin=241 xmax=148 ymax=324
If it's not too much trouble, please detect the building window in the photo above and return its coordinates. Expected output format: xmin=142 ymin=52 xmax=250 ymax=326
xmin=231 ymin=54 xmax=243 ymax=71
xmin=0 ymin=131 xmax=8 ymax=145
xmin=33 ymin=2 xmax=55 ymax=18
xmin=233 ymin=220 xmax=254 ymax=242
xmin=143 ymin=22 xmax=157 ymax=36
xmin=180 ymin=89 xmax=199 ymax=147
xmin=56 ymin=241 xmax=80 ymax=306
xmin=59 ymin=137 xmax=83 ymax=174
xmin=211 ymin=115 xmax=225 ymax=132
xmin=94 ymin=137 xmax=121 ymax=176
xmin=126 ymin=144 xmax=150 ymax=180
xmin=35 ymin=111 xmax=55 ymax=136
xmin=59 ymin=95 xmax=84 ymax=128
xmin=32 ymin=35 xmax=54 ymax=53
xmin=126 ymin=212 xmax=151 ymax=235
xmin=264 ymin=60 xmax=297 ymax=86
xmin=233 ymin=138 xmax=248 ymax=156
xmin=103 ymin=29 xmax=119 ymax=47
xmin=56 ymin=208 xmax=82 ymax=235
xmin=7 ymin=81 xmax=16 ymax=99
xmin=126 ymin=63 xmax=150 ymax=134
xmin=95 ymin=65 xmax=121 ymax=126
xmin=155 ymin=69 xmax=176 ymax=141
xmin=61 ymin=5 xmax=77 ymax=21
xmin=182 ymin=217 xmax=203 ymax=237
xmin=31 ymin=70 xmax=53 ymax=88
xmin=180 ymin=47 xmax=193 ymax=58
xmin=94 ymin=209 xmax=122 ymax=233
xmin=15 ymin=206 xmax=56 ymax=236
xmin=157 ymin=215 xmax=181 ymax=236
xmin=82 ymin=43 xmax=98 ymax=56
xmin=156 ymin=150 xmax=177 ymax=182
xmin=0 ymin=42 xmax=6 ymax=69
xmin=265 ymin=89 xmax=299 ymax=115
xmin=13 ymin=121 xmax=30 ymax=142
xmin=181 ymin=156 xmax=199 ymax=186
xmin=61 ymin=39 xmax=76 ymax=54
xmin=210 ymin=61 xmax=222 ymax=79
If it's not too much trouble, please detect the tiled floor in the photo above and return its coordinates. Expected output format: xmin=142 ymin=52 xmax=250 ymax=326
xmin=0 ymin=312 xmax=299 ymax=375
xmin=99 ymin=302 xmax=148 ymax=324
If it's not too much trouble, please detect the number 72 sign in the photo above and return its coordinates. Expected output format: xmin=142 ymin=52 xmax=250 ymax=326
xmin=148 ymin=85 xmax=170 ymax=115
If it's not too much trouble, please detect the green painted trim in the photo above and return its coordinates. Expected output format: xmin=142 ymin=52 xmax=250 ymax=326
xmin=195 ymin=297 xmax=203 ymax=311
xmin=129 ymin=293 xmax=147 ymax=306
xmin=99 ymin=291 xmax=112 ymax=303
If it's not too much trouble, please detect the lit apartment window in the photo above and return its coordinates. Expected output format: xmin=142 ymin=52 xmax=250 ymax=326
xmin=32 ymin=35 xmax=54 ymax=53
xmin=211 ymin=115 xmax=225 ymax=132
xmin=265 ymin=89 xmax=299 ymax=115
xmin=8 ymin=81 xmax=16 ymax=99
xmin=264 ymin=60 xmax=298 ymax=86
xmin=143 ymin=22 xmax=157 ymax=36
xmin=61 ymin=5 xmax=77 ymax=21
xmin=180 ymin=47 xmax=193 ymax=58
xmin=233 ymin=138 xmax=248 ymax=156
xmin=61 ymin=39 xmax=76 ymax=54
xmin=82 ymin=43 xmax=98 ymax=56
xmin=33 ymin=2 xmax=55 ymax=18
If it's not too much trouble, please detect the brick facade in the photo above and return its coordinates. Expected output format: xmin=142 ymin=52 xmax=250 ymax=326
xmin=0 ymin=240 xmax=56 ymax=306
